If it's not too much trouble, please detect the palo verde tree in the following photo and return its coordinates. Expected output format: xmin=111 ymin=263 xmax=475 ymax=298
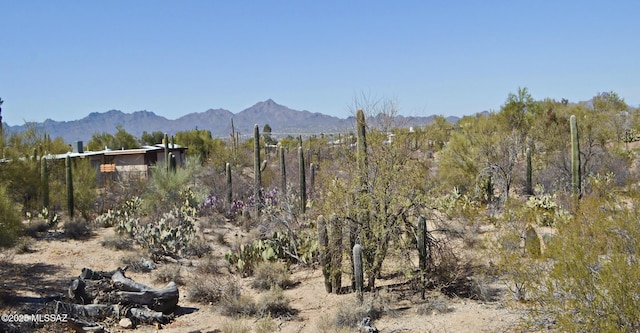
xmin=316 ymin=97 xmax=431 ymax=290
xmin=87 ymin=125 xmax=140 ymax=151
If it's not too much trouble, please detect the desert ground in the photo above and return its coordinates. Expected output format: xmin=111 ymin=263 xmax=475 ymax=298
xmin=1 ymin=220 xmax=527 ymax=333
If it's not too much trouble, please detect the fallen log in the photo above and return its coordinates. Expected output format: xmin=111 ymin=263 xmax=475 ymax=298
xmin=111 ymin=268 xmax=179 ymax=314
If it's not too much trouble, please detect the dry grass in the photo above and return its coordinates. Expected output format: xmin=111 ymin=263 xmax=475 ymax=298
xmin=333 ymin=297 xmax=381 ymax=328
xmin=220 ymin=318 xmax=252 ymax=333
xmin=153 ymin=263 xmax=184 ymax=285
xmin=100 ymin=235 xmax=133 ymax=250
xmin=415 ymin=294 xmax=452 ymax=315
xmin=251 ymin=261 xmax=295 ymax=290
xmin=256 ymin=286 xmax=295 ymax=318
xmin=255 ymin=314 xmax=278 ymax=333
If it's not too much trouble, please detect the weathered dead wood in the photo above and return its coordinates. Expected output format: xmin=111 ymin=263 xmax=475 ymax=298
xmin=65 ymin=317 xmax=107 ymax=333
xmin=111 ymin=268 xmax=179 ymax=314
xmin=69 ymin=277 xmax=88 ymax=302
xmin=80 ymin=267 xmax=119 ymax=280
xmin=60 ymin=303 xmax=120 ymax=320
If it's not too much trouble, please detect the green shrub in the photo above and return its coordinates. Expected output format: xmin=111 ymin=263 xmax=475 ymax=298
xmin=0 ymin=185 xmax=22 ymax=248
xmin=501 ymin=189 xmax=640 ymax=332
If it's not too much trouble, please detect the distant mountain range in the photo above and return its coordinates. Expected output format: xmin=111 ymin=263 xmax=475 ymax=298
xmin=4 ymin=99 xmax=461 ymax=143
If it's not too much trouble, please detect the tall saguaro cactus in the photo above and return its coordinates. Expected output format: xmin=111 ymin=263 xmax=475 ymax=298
xmin=328 ymin=214 xmax=343 ymax=293
xmin=417 ymin=215 xmax=428 ymax=299
xmin=309 ymin=163 xmax=316 ymax=200
xmin=41 ymin=157 xmax=49 ymax=210
xmin=570 ymin=115 xmax=581 ymax=205
xmin=279 ymin=146 xmax=287 ymax=198
xmin=169 ymin=153 xmax=177 ymax=172
xmin=226 ymin=162 xmax=232 ymax=214
xmin=254 ymin=124 xmax=262 ymax=214
xmin=356 ymin=109 xmax=368 ymax=192
xmin=230 ymin=118 xmax=237 ymax=160
xmin=164 ymin=133 xmax=170 ymax=172
xmin=65 ymin=155 xmax=74 ymax=219
xmin=525 ymin=146 xmax=533 ymax=196
xmin=298 ymin=146 xmax=306 ymax=215
xmin=317 ymin=215 xmax=332 ymax=293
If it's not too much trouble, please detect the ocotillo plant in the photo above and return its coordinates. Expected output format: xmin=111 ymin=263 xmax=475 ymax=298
xmin=353 ymin=243 xmax=363 ymax=302
xmin=317 ymin=215 xmax=332 ymax=293
xmin=570 ymin=115 xmax=581 ymax=206
xmin=253 ymin=124 xmax=262 ymax=214
xmin=279 ymin=146 xmax=287 ymax=198
xmin=41 ymin=157 xmax=49 ymax=210
xmin=226 ymin=162 xmax=232 ymax=214
xmin=328 ymin=214 xmax=343 ymax=293
xmin=417 ymin=215 xmax=428 ymax=299
xmin=525 ymin=146 xmax=533 ymax=196
xmin=298 ymin=146 xmax=306 ymax=215
xmin=65 ymin=155 xmax=74 ymax=219
xmin=164 ymin=133 xmax=170 ymax=172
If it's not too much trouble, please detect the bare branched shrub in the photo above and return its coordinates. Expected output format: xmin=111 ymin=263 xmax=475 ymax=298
xmin=415 ymin=294 xmax=452 ymax=315
xmin=196 ymin=255 xmax=224 ymax=275
xmin=182 ymin=236 xmax=211 ymax=258
xmin=153 ymin=263 xmax=184 ymax=285
xmin=100 ymin=235 xmax=133 ymax=251
xmin=63 ymin=220 xmax=92 ymax=240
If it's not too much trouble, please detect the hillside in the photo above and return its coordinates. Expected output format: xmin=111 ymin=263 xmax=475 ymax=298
xmin=4 ymin=100 xmax=448 ymax=143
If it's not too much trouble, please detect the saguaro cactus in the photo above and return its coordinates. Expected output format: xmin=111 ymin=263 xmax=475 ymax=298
xmin=525 ymin=146 xmax=533 ymax=196
xmin=298 ymin=146 xmax=306 ymax=215
xmin=570 ymin=115 xmax=581 ymax=204
xmin=279 ymin=146 xmax=287 ymax=197
xmin=309 ymin=163 xmax=316 ymax=200
xmin=329 ymin=214 xmax=343 ymax=293
xmin=41 ymin=157 xmax=49 ymax=210
xmin=230 ymin=118 xmax=236 ymax=158
xmin=164 ymin=133 xmax=170 ymax=172
xmin=317 ymin=215 xmax=332 ymax=293
xmin=356 ymin=109 xmax=368 ymax=192
xmin=254 ymin=124 xmax=262 ymax=214
xmin=417 ymin=215 xmax=428 ymax=299
xmin=169 ymin=153 xmax=176 ymax=172
xmin=226 ymin=162 xmax=232 ymax=213
xmin=65 ymin=155 xmax=74 ymax=219
xmin=353 ymin=243 xmax=363 ymax=302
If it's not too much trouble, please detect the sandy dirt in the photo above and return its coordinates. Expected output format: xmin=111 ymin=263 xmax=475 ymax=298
xmin=1 ymin=224 xmax=525 ymax=333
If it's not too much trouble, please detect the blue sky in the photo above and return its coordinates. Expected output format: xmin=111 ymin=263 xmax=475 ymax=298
xmin=1 ymin=1 xmax=639 ymax=126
